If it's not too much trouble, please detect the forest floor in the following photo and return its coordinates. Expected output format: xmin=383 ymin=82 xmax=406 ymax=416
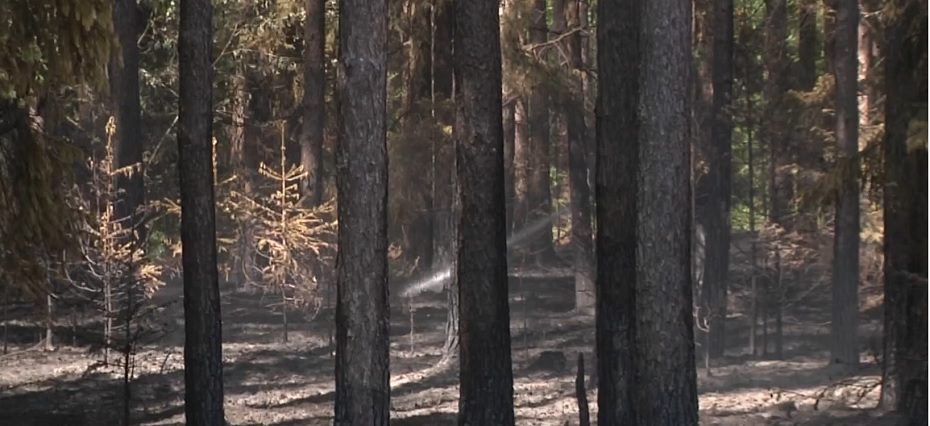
xmin=0 ymin=268 xmax=904 ymax=425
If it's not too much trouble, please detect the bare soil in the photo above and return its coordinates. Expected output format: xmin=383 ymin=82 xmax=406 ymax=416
xmin=0 ymin=274 xmax=900 ymax=425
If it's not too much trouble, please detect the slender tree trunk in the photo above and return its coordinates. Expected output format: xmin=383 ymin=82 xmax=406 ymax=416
xmin=334 ymin=0 xmax=390 ymax=424
xmin=856 ymin=5 xmax=873 ymax=130
xmin=300 ymin=0 xmax=325 ymax=205
xmin=765 ymin=0 xmax=792 ymax=230
xmin=597 ymin=0 xmax=698 ymax=423
xmin=822 ymin=0 xmax=837 ymax=74
xmin=565 ymin=0 xmax=594 ymax=313
xmin=513 ymin=97 xmax=530 ymax=238
xmin=503 ymin=103 xmax=516 ymax=233
xmin=401 ymin=0 xmax=435 ymax=270
xmin=881 ymin=0 xmax=927 ymax=416
xmin=699 ymin=0 xmax=734 ymax=360
xmin=432 ymin=0 xmax=458 ymax=363
xmin=798 ymin=0 xmax=818 ymax=90
xmin=111 ymin=0 xmax=146 ymax=241
xmin=178 ymin=0 xmax=225 ymax=424
xmin=764 ymin=0 xmax=791 ymax=360
xmin=524 ymin=0 xmax=554 ymax=261
xmin=2 ymin=284 xmax=7 ymax=355
xmin=830 ymin=0 xmax=860 ymax=368
xmin=454 ymin=0 xmax=515 ymax=423
xmin=747 ymin=95 xmax=758 ymax=356
xmin=45 ymin=293 xmax=53 ymax=351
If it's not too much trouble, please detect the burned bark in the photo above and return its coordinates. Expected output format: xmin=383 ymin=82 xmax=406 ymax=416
xmin=333 ymin=0 xmax=391 ymax=424
xmin=454 ymin=0 xmax=515 ymax=423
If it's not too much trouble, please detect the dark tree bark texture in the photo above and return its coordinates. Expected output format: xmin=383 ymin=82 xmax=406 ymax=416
xmin=798 ymin=0 xmax=819 ymax=90
xmin=596 ymin=0 xmax=699 ymax=424
xmin=830 ymin=0 xmax=860 ymax=368
xmin=178 ymin=0 xmax=225 ymax=424
xmin=699 ymin=0 xmax=734 ymax=360
xmin=454 ymin=0 xmax=515 ymax=423
xmin=300 ymin=0 xmax=326 ymax=205
xmin=765 ymin=0 xmax=792 ymax=229
xmin=334 ymin=0 xmax=390 ymax=424
xmin=565 ymin=0 xmax=594 ymax=313
xmin=881 ymin=0 xmax=927 ymax=419
xmin=111 ymin=0 xmax=145 ymax=240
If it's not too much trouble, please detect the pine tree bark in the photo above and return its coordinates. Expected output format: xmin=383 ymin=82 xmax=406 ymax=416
xmin=334 ymin=0 xmax=390 ymax=424
xmin=111 ymin=0 xmax=145 ymax=240
xmin=432 ymin=0 xmax=458 ymax=362
xmin=403 ymin=0 xmax=435 ymax=269
xmin=300 ymin=0 xmax=325 ymax=205
xmin=699 ymin=0 xmax=734 ymax=360
xmin=881 ymin=0 xmax=927 ymax=416
xmin=178 ymin=0 xmax=225 ymax=423
xmin=524 ymin=0 xmax=554 ymax=261
xmin=432 ymin=0 xmax=454 ymax=268
xmin=565 ymin=0 xmax=594 ymax=313
xmin=830 ymin=0 xmax=860 ymax=368
xmin=596 ymin=0 xmax=698 ymax=423
xmin=454 ymin=0 xmax=515 ymax=423
xmin=765 ymin=0 xmax=792 ymax=229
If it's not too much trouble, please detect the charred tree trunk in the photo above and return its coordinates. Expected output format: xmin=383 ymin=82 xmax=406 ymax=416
xmin=503 ymin=103 xmax=516 ymax=233
xmin=596 ymin=0 xmax=698 ymax=423
xmin=513 ymin=97 xmax=530 ymax=238
xmin=798 ymin=0 xmax=818 ymax=90
xmin=524 ymin=0 xmax=554 ymax=261
xmin=403 ymin=0 xmax=435 ymax=270
xmin=178 ymin=0 xmax=225 ymax=423
xmin=822 ymin=0 xmax=837 ymax=75
xmin=300 ymin=0 xmax=326 ymax=205
xmin=698 ymin=0 xmax=734 ymax=360
xmin=830 ymin=0 xmax=860 ymax=368
xmin=565 ymin=0 xmax=594 ymax=313
xmin=765 ymin=0 xmax=792 ymax=230
xmin=334 ymin=0 xmax=390 ymax=424
xmin=454 ymin=0 xmax=515 ymax=423
xmin=111 ymin=0 xmax=146 ymax=241
xmin=432 ymin=0 xmax=458 ymax=362
xmin=881 ymin=0 xmax=927 ymax=416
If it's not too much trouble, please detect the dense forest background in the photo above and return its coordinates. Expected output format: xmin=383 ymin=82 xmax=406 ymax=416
xmin=0 ymin=0 xmax=926 ymax=425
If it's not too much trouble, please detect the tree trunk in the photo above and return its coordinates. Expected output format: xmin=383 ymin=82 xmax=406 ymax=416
xmin=45 ymin=293 xmax=53 ymax=351
xmin=798 ymin=0 xmax=818 ymax=90
xmin=747 ymin=95 xmax=758 ymax=356
xmin=698 ymin=0 xmax=734 ymax=360
xmin=513 ymin=97 xmax=530 ymax=239
xmin=822 ymin=0 xmax=837 ymax=75
xmin=334 ymin=0 xmax=390 ymax=424
xmin=524 ymin=0 xmax=554 ymax=261
xmin=300 ymin=0 xmax=325 ymax=205
xmin=503 ymin=103 xmax=516 ymax=233
xmin=765 ymin=0 xmax=792 ymax=230
xmin=454 ymin=0 xmax=515 ymax=423
xmin=596 ymin=0 xmax=699 ymax=423
xmin=178 ymin=0 xmax=225 ymax=423
xmin=565 ymin=0 xmax=594 ymax=314
xmin=881 ymin=0 xmax=927 ymax=416
xmin=401 ymin=0 xmax=435 ymax=270
xmin=432 ymin=0 xmax=457 ymax=362
xmin=830 ymin=0 xmax=859 ymax=368
xmin=111 ymin=0 xmax=146 ymax=241
xmin=856 ymin=4 xmax=873 ymax=129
